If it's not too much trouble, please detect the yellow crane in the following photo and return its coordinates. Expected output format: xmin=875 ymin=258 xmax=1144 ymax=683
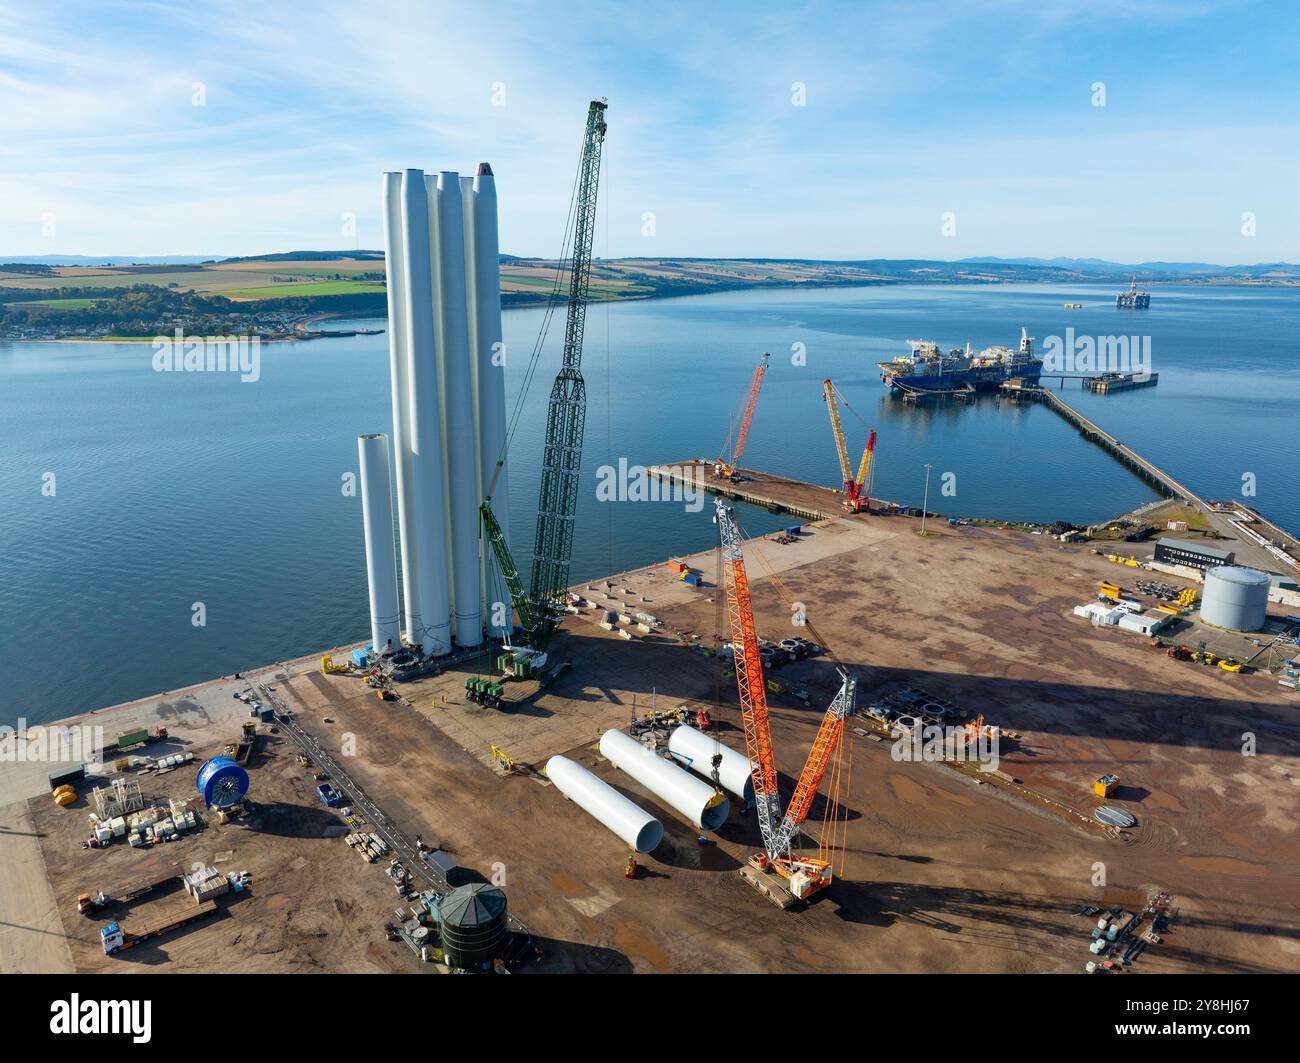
xmin=822 ymin=379 xmax=876 ymax=512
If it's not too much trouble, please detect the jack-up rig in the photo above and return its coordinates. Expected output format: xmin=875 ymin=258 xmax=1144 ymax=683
xmin=715 ymin=498 xmax=856 ymax=903
xmin=480 ymin=99 xmax=608 ymax=681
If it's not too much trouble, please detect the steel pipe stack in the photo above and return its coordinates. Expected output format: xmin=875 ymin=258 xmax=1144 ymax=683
xmin=373 ymin=161 xmax=509 ymax=654
xmin=599 ymin=729 xmax=730 ymax=832
xmin=546 ymin=755 xmax=663 ymax=853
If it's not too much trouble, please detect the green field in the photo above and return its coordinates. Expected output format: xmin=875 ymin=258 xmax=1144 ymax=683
xmin=13 ymin=296 xmax=102 ymax=308
xmin=222 ymin=280 xmax=386 ymax=300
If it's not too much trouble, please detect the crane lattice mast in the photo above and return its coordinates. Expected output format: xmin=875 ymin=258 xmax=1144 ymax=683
xmin=715 ymin=498 xmax=856 ymax=898
xmin=822 ymin=378 xmax=875 ymax=513
xmin=527 ymin=100 xmax=608 ymax=642
xmin=717 ymin=352 xmax=769 ymax=478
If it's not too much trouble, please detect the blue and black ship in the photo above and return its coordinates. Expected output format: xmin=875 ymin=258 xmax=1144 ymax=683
xmin=878 ymin=328 xmax=1042 ymax=396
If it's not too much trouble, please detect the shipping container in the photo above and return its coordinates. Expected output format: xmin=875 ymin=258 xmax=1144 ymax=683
xmin=48 ymin=765 xmax=85 ymax=790
xmin=116 ymin=728 xmax=149 ymax=750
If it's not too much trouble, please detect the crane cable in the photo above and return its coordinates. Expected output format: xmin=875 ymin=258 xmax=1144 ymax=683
xmin=482 ymin=115 xmax=588 ymax=601
xmin=498 ymin=131 xmax=587 ymax=468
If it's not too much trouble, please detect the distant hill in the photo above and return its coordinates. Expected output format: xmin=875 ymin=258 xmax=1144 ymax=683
xmin=957 ymin=256 xmax=1300 ymax=279
xmin=4 ymin=251 xmax=1297 ymax=281
xmin=0 ymin=254 xmax=215 ymax=266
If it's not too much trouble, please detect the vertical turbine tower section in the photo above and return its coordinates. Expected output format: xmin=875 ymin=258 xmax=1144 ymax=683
xmin=431 ymin=171 xmax=483 ymax=648
xmin=401 ymin=168 xmax=452 ymax=654
xmin=464 ymin=163 xmax=510 ymax=637
xmin=356 ymin=433 xmax=401 ymax=655
xmin=381 ymin=172 xmax=420 ymax=645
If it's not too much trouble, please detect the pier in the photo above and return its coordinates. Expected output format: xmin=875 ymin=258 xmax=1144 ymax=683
xmin=647 ymin=460 xmax=871 ymax=522
xmin=999 ymin=383 xmax=1207 ymax=506
xmin=1083 ymin=372 xmax=1159 ymax=394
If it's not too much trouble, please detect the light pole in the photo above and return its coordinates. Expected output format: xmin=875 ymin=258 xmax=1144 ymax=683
xmin=920 ymin=463 xmax=933 ymax=536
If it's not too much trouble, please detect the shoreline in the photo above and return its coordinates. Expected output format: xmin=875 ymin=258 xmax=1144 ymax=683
xmin=8 ymin=274 xmax=1300 ymax=344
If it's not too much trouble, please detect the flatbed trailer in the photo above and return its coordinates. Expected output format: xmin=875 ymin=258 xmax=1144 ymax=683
xmin=101 ymin=899 xmax=217 ymax=955
xmin=79 ymin=873 xmax=180 ymax=915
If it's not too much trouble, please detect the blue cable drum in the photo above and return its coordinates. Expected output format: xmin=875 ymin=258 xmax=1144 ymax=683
xmin=197 ymin=755 xmax=249 ymax=808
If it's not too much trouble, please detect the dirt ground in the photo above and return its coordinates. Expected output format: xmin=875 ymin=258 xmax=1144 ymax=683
xmin=8 ymin=504 xmax=1300 ymax=974
xmin=27 ymin=731 xmax=423 ymax=974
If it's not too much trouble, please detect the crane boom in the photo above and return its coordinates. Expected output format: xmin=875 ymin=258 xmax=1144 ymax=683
xmin=717 ymin=352 xmax=769 ymax=478
xmin=854 ymin=429 xmax=877 ymax=504
xmin=822 ymin=378 xmax=875 ymax=513
xmin=716 ymin=499 xmax=784 ymax=853
xmin=715 ymin=497 xmax=856 ymax=898
xmin=519 ymin=99 xmax=607 ymax=647
xmin=822 ymin=378 xmax=852 ymax=487
xmin=480 ymin=499 xmax=536 ymax=636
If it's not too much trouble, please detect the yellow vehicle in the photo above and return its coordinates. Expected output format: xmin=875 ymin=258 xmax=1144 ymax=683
xmin=1093 ymin=773 xmax=1119 ymax=798
xmin=321 ymin=654 xmax=348 ymax=675
xmin=1219 ymin=657 xmax=1244 ymax=673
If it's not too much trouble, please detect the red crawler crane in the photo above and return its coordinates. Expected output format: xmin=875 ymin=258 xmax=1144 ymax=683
xmin=715 ymin=498 xmax=856 ymax=902
xmin=716 ymin=352 xmax=769 ymax=480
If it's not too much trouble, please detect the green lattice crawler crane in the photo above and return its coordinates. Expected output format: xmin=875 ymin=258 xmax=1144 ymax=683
xmin=479 ymin=99 xmax=607 ymax=682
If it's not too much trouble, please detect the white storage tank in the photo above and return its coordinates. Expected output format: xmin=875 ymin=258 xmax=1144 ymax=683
xmin=1202 ymin=565 xmax=1270 ymax=631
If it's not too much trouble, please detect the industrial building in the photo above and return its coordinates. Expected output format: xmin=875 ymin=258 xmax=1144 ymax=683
xmin=359 ymin=162 xmax=509 ymax=657
xmin=1153 ymin=537 xmax=1235 ymax=572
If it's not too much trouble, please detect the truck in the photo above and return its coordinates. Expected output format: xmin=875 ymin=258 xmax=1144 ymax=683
xmin=115 ymin=726 xmax=168 ymax=752
xmin=100 ymin=899 xmax=217 ymax=955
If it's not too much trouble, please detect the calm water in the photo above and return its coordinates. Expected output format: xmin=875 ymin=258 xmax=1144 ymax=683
xmin=3 ymin=283 xmax=1298 ymax=724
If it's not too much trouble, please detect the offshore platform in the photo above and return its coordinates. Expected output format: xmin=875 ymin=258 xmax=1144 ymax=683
xmin=1116 ymin=274 xmax=1151 ymax=308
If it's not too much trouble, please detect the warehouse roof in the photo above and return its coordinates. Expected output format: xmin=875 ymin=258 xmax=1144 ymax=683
xmin=1155 ymin=537 xmax=1235 ymax=561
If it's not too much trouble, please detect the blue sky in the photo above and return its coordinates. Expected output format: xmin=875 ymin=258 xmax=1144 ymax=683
xmin=2 ymin=0 xmax=1296 ymax=262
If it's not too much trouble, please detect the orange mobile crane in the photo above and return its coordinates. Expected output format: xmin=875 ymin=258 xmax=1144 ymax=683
xmin=715 ymin=497 xmax=856 ymax=902
xmin=715 ymin=352 xmax=770 ymax=480
xmin=822 ymin=378 xmax=876 ymax=512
